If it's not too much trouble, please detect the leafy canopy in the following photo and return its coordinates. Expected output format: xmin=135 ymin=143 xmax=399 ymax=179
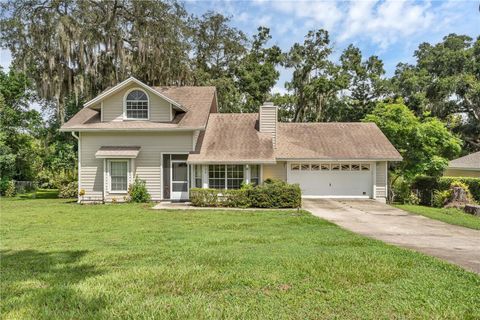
xmin=363 ymin=101 xmax=462 ymax=179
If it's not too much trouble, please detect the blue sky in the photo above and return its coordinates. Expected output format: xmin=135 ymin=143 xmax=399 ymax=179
xmin=1 ymin=0 xmax=478 ymax=95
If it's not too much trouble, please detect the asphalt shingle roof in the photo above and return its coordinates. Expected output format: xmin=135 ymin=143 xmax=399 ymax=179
xmin=448 ymin=151 xmax=480 ymax=170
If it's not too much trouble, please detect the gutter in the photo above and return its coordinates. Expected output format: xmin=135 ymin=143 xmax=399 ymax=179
xmin=59 ymin=126 xmax=206 ymax=132
xmin=71 ymin=132 xmax=81 ymax=203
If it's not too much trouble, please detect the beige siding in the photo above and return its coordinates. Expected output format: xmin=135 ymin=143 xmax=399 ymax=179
xmin=375 ymin=161 xmax=387 ymax=198
xmin=263 ymin=162 xmax=286 ymax=181
xmin=101 ymin=83 xmax=171 ymax=122
xmin=259 ymin=105 xmax=277 ymax=146
xmin=80 ymin=131 xmax=194 ymax=202
xmin=444 ymin=168 xmax=480 ymax=178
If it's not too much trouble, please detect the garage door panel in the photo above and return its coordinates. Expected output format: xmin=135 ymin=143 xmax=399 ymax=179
xmin=288 ymin=163 xmax=373 ymax=197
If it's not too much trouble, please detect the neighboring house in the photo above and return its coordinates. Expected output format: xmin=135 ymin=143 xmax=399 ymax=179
xmin=61 ymin=77 xmax=402 ymax=203
xmin=444 ymin=151 xmax=480 ymax=178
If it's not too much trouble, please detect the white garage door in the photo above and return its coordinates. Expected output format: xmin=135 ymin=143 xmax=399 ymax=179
xmin=287 ymin=163 xmax=373 ymax=198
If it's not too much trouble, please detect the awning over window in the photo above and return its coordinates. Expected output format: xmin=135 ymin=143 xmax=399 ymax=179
xmin=95 ymin=146 xmax=141 ymax=159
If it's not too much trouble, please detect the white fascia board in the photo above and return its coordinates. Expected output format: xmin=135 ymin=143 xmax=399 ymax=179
xmin=83 ymin=77 xmax=186 ymax=111
xmin=186 ymin=160 xmax=277 ymax=165
xmin=276 ymin=158 xmax=401 ymax=162
xmin=59 ymin=126 xmax=205 ymax=132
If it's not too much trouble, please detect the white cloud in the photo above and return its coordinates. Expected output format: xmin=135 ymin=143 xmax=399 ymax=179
xmin=339 ymin=0 xmax=434 ymax=49
xmin=235 ymin=12 xmax=250 ymax=23
xmin=257 ymin=14 xmax=272 ymax=27
xmin=270 ymin=0 xmax=343 ymax=31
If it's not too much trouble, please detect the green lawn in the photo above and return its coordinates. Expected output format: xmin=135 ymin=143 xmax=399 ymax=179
xmin=1 ymin=191 xmax=479 ymax=319
xmin=395 ymin=204 xmax=480 ymax=230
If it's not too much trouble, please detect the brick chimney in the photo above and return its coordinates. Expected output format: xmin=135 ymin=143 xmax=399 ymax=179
xmin=259 ymin=102 xmax=278 ymax=148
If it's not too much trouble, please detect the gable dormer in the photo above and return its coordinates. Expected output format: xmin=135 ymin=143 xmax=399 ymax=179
xmin=84 ymin=77 xmax=185 ymax=123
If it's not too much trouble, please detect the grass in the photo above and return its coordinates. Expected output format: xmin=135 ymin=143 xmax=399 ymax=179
xmin=395 ymin=204 xmax=480 ymax=230
xmin=1 ymin=191 xmax=479 ymax=319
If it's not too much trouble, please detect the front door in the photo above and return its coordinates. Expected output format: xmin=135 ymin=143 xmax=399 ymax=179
xmin=171 ymin=160 xmax=189 ymax=200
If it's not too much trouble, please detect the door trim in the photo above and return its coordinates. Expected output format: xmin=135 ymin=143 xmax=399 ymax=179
xmin=160 ymin=152 xmax=190 ymax=200
xmin=170 ymin=159 xmax=189 ymax=200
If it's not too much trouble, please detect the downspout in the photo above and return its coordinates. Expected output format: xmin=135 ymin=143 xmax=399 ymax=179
xmin=71 ymin=132 xmax=81 ymax=203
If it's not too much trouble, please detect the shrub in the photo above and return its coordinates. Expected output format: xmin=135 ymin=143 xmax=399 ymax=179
xmin=0 ymin=178 xmax=10 ymax=196
xmin=250 ymin=180 xmax=301 ymax=208
xmin=391 ymin=177 xmax=411 ymax=203
xmin=190 ymin=188 xmax=218 ymax=207
xmin=3 ymin=180 xmax=16 ymax=197
xmin=432 ymin=190 xmax=451 ymax=208
xmin=58 ymin=181 xmax=78 ymax=198
xmin=440 ymin=177 xmax=479 ymax=203
xmin=221 ymin=189 xmax=251 ymax=208
xmin=128 ymin=177 xmax=151 ymax=203
xmin=412 ymin=176 xmax=480 ymax=205
xmin=405 ymin=192 xmax=420 ymax=205
xmin=189 ymin=180 xmax=302 ymax=208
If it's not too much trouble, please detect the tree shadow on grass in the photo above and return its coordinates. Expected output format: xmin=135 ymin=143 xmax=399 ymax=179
xmin=0 ymin=249 xmax=106 ymax=319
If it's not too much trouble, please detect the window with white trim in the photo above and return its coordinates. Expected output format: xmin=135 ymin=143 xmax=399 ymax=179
xmin=125 ymin=90 xmax=149 ymax=119
xmin=110 ymin=160 xmax=128 ymax=192
xmin=208 ymin=165 xmax=246 ymax=189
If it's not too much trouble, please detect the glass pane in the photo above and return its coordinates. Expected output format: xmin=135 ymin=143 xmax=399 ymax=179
xmin=351 ymin=164 xmax=360 ymax=171
xmin=172 ymin=162 xmax=187 ymax=181
xmin=172 ymin=154 xmax=188 ymax=160
xmin=331 ymin=164 xmax=340 ymax=171
xmin=301 ymin=164 xmax=310 ymax=171
xmin=321 ymin=164 xmax=330 ymax=171
xmin=195 ymin=178 xmax=202 ymax=188
xmin=110 ymin=161 xmax=128 ymax=191
xmin=311 ymin=164 xmax=320 ymax=171
xmin=361 ymin=164 xmax=370 ymax=171
xmin=209 ymin=178 xmax=225 ymax=189
xmin=127 ymin=90 xmax=148 ymax=100
xmin=172 ymin=182 xmax=188 ymax=192
xmin=291 ymin=164 xmax=300 ymax=171
xmin=250 ymin=165 xmax=259 ymax=178
xmin=341 ymin=164 xmax=350 ymax=171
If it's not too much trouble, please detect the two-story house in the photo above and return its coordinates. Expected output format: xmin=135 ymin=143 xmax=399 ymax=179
xmin=61 ymin=77 xmax=402 ymax=203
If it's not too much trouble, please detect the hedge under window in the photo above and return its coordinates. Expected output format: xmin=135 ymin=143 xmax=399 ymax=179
xmin=125 ymin=90 xmax=148 ymax=119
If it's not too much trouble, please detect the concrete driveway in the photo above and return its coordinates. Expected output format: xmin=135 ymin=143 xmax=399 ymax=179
xmin=303 ymin=199 xmax=480 ymax=274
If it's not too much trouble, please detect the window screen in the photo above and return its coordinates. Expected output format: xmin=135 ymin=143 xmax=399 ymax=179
xmin=110 ymin=161 xmax=128 ymax=191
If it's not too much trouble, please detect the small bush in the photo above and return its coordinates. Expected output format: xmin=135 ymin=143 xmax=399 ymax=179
xmin=0 ymin=178 xmax=10 ymax=196
xmin=4 ymin=180 xmax=16 ymax=197
xmin=405 ymin=192 xmax=420 ymax=205
xmin=190 ymin=188 xmax=218 ymax=207
xmin=432 ymin=190 xmax=451 ymax=208
xmin=391 ymin=177 xmax=411 ymax=203
xmin=250 ymin=179 xmax=301 ymax=208
xmin=221 ymin=189 xmax=252 ymax=208
xmin=58 ymin=181 xmax=78 ymax=198
xmin=128 ymin=177 xmax=151 ymax=203
xmin=442 ymin=178 xmax=478 ymax=202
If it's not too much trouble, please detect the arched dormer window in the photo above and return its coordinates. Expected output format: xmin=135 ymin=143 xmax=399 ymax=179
xmin=124 ymin=89 xmax=149 ymax=120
